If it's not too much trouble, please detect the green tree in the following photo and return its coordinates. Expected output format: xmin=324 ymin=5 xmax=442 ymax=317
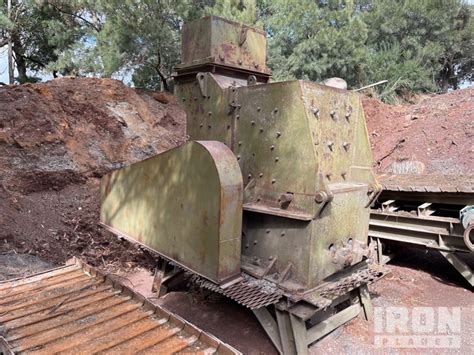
xmin=362 ymin=0 xmax=473 ymax=94
xmin=0 ymin=0 xmax=90 ymax=83
xmin=205 ymin=0 xmax=257 ymax=24
xmin=263 ymin=0 xmax=369 ymax=87
xmin=92 ymin=0 xmax=207 ymax=91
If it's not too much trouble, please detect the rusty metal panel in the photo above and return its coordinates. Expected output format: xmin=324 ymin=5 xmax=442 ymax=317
xmin=231 ymin=80 xmax=376 ymax=288
xmin=100 ymin=141 xmax=243 ymax=284
xmin=0 ymin=259 xmax=240 ymax=354
xmin=178 ymin=16 xmax=269 ymax=75
xmin=175 ymin=73 xmax=236 ymax=149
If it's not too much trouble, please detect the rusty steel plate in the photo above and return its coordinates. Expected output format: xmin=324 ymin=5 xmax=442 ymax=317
xmin=0 ymin=258 xmax=240 ymax=355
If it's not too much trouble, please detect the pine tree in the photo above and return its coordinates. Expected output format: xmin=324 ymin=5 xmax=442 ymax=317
xmin=263 ymin=0 xmax=369 ymax=87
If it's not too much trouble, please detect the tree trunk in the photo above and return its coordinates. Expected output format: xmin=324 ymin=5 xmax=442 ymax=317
xmin=12 ymin=34 xmax=28 ymax=83
xmin=14 ymin=52 xmax=28 ymax=83
xmin=7 ymin=0 xmax=14 ymax=84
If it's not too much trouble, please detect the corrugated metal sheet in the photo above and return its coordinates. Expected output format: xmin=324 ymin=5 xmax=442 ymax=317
xmin=0 ymin=258 xmax=240 ymax=354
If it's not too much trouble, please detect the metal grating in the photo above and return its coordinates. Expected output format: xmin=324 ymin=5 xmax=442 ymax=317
xmin=0 ymin=258 xmax=240 ymax=354
xmin=193 ymin=275 xmax=283 ymax=310
xmin=302 ymin=266 xmax=386 ymax=308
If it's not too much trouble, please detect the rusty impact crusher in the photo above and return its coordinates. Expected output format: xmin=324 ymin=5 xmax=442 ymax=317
xmin=100 ymin=16 xmax=387 ymax=354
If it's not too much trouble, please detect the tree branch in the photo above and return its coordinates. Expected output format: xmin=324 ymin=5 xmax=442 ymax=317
xmin=44 ymin=1 xmax=101 ymax=32
xmin=18 ymin=53 xmax=46 ymax=69
xmin=151 ymin=63 xmax=169 ymax=91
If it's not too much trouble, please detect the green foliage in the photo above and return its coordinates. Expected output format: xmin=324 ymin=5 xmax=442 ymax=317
xmin=0 ymin=0 xmax=93 ymax=82
xmin=94 ymin=0 xmax=203 ymax=90
xmin=0 ymin=9 xmax=11 ymax=30
xmin=205 ymin=0 xmax=257 ymax=24
xmin=264 ymin=0 xmax=369 ymax=87
xmin=362 ymin=0 xmax=473 ymax=93
xmin=1 ymin=0 xmax=472 ymax=96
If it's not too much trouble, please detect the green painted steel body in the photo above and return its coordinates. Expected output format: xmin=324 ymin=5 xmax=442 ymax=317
xmin=100 ymin=16 xmax=378 ymax=291
xmin=176 ymin=16 xmax=270 ymax=77
xmin=100 ymin=141 xmax=243 ymax=284
xmin=175 ymin=70 xmax=377 ymax=289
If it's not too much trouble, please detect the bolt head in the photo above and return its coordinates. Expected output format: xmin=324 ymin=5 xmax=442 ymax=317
xmin=315 ymin=191 xmax=327 ymax=203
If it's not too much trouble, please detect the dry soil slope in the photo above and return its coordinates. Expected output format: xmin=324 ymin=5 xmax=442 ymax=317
xmin=363 ymin=88 xmax=473 ymax=175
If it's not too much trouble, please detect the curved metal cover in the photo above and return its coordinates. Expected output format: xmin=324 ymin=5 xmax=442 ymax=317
xmin=100 ymin=141 xmax=243 ymax=284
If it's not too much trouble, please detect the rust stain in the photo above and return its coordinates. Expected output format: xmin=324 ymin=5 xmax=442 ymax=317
xmin=0 ymin=259 xmax=240 ymax=355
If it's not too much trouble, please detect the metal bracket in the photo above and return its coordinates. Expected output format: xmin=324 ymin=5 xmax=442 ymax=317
xmin=152 ymin=258 xmax=184 ymax=297
xmin=196 ymin=72 xmax=209 ymax=97
xmin=239 ymin=26 xmax=248 ymax=46
xmin=253 ymin=285 xmax=371 ymax=354
xmin=439 ymin=251 xmax=474 ymax=287
xmin=417 ymin=202 xmax=435 ymax=216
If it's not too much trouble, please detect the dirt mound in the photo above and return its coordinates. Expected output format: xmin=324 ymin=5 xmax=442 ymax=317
xmin=363 ymin=88 xmax=473 ymax=175
xmin=0 ymin=77 xmax=185 ymax=193
xmin=0 ymin=78 xmax=186 ymax=270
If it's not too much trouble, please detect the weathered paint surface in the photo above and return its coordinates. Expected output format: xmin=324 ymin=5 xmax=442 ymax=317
xmin=176 ymin=69 xmax=378 ymax=288
xmin=101 ymin=15 xmax=378 ymax=294
xmin=100 ymin=141 xmax=243 ymax=284
xmin=177 ymin=16 xmax=270 ymax=76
